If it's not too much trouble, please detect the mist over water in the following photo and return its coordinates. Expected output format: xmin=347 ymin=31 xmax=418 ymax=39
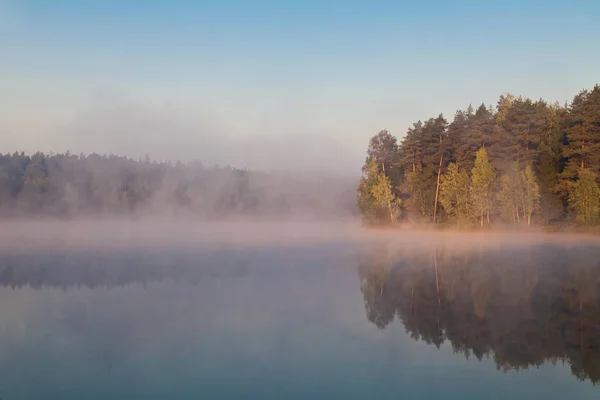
xmin=4 ymin=0 xmax=600 ymax=396
xmin=0 ymin=221 xmax=599 ymax=399
xmin=1 ymin=219 xmax=597 ymax=252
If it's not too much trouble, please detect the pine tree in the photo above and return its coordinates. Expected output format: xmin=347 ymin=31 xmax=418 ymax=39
xmin=456 ymin=104 xmax=495 ymax=171
xmin=446 ymin=109 xmax=471 ymax=169
xmin=537 ymin=103 xmax=567 ymax=223
xmin=563 ymin=85 xmax=600 ymax=180
xmin=495 ymin=93 xmax=515 ymax=125
xmin=357 ymin=83 xmax=600 ymax=228
xmin=403 ymin=165 xmax=433 ymax=221
xmin=415 ymin=115 xmax=448 ymax=223
xmin=500 ymin=98 xmax=547 ymax=164
xmin=397 ymin=117 xmax=447 ymax=222
xmin=364 ymin=129 xmax=401 ymax=185
xmin=399 ymin=121 xmax=424 ymax=174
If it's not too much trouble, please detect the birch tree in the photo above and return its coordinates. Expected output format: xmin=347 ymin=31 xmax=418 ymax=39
xmin=470 ymin=148 xmax=496 ymax=227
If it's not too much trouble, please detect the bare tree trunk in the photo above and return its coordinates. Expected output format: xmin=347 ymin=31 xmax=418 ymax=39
xmin=386 ymin=192 xmax=393 ymax=223
xmin=486 ymin=210 xmax=490 ymax=225
xmin=433 ymin=134 xmax=443 ymax=224
xmin=433 ymin=153 xmax=443 ymax=224
xmin=581 ymin=143 xmax=585 ymax=171
xmin=382 ymin=163 xmax=394 ymax=223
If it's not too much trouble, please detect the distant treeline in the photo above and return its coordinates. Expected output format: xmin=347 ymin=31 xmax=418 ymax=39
xmin=358 ymin=84 xmax=600 ymax=227
xmin=0 ymin=152 xmax=356 ymax=218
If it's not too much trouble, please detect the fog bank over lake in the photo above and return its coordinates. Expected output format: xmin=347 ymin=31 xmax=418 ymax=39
xmin=0 ymin=222 xmax=600 ymax=398
xmin=1 ymin=219 xmax=599 ymax=254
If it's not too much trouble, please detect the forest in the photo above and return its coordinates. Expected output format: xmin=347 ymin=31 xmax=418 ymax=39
xmin=0 ymin=152 xmax=356 ymax=219
xmin=357 ymin=84 xmax=600 ymax=227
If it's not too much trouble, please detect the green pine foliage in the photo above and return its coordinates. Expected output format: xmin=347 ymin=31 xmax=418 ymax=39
xmin=358 ymin=84 xmax=600 ymax=227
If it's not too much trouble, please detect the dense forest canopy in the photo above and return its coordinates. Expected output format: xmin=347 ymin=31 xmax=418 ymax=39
xmin=0 ymin=152 xmax=357 ymax=219
xmin=358 ymin=84 xmax=600 ymax=227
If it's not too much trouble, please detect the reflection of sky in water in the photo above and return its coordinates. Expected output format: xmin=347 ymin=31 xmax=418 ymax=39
xmin=0 ymin=244 xmax=598 ymax=399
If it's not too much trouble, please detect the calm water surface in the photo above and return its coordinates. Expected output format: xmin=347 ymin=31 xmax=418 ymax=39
xmin=0 ymin=238 xmax=599 ymax=399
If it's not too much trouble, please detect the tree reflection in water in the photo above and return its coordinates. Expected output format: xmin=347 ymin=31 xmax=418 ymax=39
xmin=0 ymin=250 xmax=253 ymax=290
xmin=2 ymin=242 xmax=599 ymax=384
xmin=358 ymin=242 xmax=600 ymax=384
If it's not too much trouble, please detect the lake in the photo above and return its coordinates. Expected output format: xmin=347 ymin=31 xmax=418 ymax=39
xmin=0 ymin=223 xmax=599 ymax=399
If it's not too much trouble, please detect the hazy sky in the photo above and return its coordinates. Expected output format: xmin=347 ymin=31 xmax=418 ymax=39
xmin=1 ymin=0 xmax=599 ymax=174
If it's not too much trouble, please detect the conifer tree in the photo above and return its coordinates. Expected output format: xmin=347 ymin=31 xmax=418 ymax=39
xmin=563 ymin=85 xmax=600 ymax=180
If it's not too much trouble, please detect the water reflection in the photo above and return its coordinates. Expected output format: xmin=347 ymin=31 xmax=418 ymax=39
xmin=0 ymin=244 xmax=362 ymax=400
xmin=1 ymin=239 xmax=600 ymax=396
xmin=358 ymin=242 xmax=600 ymax=384
xmin=0 ymin=249 xmax=268 ymax=289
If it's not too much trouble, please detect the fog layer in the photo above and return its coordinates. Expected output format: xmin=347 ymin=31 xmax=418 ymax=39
xmin=0 ymin=151 xmax=357 ymax=219
xmin=1 ymin=220 xmax=599 ymax=254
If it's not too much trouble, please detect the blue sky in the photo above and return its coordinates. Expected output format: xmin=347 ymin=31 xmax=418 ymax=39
xmin=1 ymin=0 xmax=599 ymax=173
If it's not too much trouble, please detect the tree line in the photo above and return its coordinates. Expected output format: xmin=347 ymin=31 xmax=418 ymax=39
xmin=358 ymin=84 xmax=600 ymax=227
xmin=0 ymin=152 xmax=356 ymax=219
xmin=358 ymin=242 xmax=600 ymax=383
